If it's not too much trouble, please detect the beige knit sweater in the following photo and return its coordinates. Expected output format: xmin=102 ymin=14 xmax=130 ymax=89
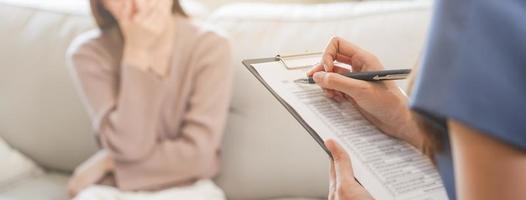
xmin=68 ymin=16 xmax=233 ymax=191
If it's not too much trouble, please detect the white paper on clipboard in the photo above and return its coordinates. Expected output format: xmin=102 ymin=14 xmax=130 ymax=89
xmin=245 ymin=56 xmax=449 ymax=200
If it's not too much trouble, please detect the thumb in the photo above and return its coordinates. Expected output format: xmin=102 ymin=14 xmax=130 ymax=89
xmin=313 ymin=72 xmax=369 ymax=97
xmin=325 ymin=140 xmax=355 ymax=185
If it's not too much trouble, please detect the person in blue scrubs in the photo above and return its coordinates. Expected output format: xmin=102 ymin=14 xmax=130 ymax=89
xmin=308 ymin=0 xmax=526 ymax=199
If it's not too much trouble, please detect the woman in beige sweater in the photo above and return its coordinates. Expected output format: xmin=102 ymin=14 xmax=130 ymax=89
xmin=67 ymin=0 xmax=233 ymax=198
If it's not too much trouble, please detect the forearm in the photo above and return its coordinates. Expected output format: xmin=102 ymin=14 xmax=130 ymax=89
xmin=384 ymin=88 xmax=427 ymax=150
xmin=71 ymin=42 xmax=164 ymax=162
xmin=122 ymin=47 xmax=152 ymax=71
xmin=113 ymin=89 xmax=230 ymax=190
xmin=113 ymin=89 xmax=230 ymax=191
xmin=74 ymin=149 xmax=114 ymax=175
xmin=98 ymin=51 xmax=164 ymax=162
xmin=449 ymin=120 xmax=526 ymax=200
xmin=397 ymin=109 xmax=427 ymax=150
xmin=113 ymin=135 xmax=220 ymax=190
xmin=109 ymin=33 xmax=231 ymax=190
xmin=113 ymin=39 xmax=233 ymax=190
xmin=68 ymin=149 xmax=115 ymax=198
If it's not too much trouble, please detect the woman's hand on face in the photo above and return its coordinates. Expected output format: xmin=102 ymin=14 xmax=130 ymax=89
xmin=67 ymin=149 xmax=114 ymax=198
xmin=104 ymin=0 xmax=174 ymax=70
xmin=326 ymin=139 xmax=373 ymax=200
xmin=308 ymin=37 xmax=424 ymax=148
xmin=118 ymin=0 xmax=173 ymax=49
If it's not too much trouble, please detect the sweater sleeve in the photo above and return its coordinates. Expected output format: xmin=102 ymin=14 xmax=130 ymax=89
xmin=69 ymin=32 xmax=233 ymax=190
xmin=68 ymin=35 xmax=164 ymax=164
xmin=113 ymin=34 xmax=233 ymax=190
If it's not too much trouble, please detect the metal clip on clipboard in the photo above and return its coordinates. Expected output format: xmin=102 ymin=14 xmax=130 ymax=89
xmin=276 ymin=52 xmax=322 ymax=70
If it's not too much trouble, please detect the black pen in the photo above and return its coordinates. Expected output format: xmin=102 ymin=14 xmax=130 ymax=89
xmin=294 ymin=69 xmax=411 ymax=84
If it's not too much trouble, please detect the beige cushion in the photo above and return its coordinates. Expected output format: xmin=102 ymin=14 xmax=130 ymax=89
xmin=0 ymin=173 xmax=68 ymax=200
xmin=0 ymin=1 xmax=98 ymax=172
xmin=0 ymin=137 xmax=42 ymax=186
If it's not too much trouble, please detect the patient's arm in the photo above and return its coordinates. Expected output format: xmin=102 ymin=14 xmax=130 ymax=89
xmin=67 ymin=149 xmax=114 ymax=198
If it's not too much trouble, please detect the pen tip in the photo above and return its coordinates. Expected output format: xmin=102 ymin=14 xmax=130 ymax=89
xmin=294 ymin=78 xmax=312 ymax=84
xmin=294 ymin=79 xmax=306 ymax=84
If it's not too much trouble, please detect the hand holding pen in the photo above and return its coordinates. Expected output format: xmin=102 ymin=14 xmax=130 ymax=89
xmin=305 ymin=37 xmax=403 ymax=101
xmin=306 ymin=37 xmax=426 ymax=200
xmin=305 ymin=36 xmax=423 ymax=148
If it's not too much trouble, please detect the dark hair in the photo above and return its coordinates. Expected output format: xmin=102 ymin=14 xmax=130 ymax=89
xmin=89 ymin=0 xmax=187 ymax=30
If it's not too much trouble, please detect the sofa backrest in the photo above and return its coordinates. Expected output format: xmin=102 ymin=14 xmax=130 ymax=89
xmin=0 ymin=1 xmax=431 ymax=199
xmin=0 ymin=1 xmax=97 ymax=171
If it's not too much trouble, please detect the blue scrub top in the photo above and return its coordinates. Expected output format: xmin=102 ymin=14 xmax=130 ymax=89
xmin=410 ymin=0 xmax=526 ymax=199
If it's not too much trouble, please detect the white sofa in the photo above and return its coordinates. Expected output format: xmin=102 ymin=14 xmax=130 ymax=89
xmin=0 ymin=0 xmax=431 ymax=199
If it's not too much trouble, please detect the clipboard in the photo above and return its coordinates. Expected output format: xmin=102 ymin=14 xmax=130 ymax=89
xmin=242 ymin=53 xmax=449 ymax=200
xmin=242 ymin=53 xmax=331 ymax=157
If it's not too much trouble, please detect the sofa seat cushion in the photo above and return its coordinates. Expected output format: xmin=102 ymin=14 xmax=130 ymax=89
xmin=0 ymin=172 xmax=323 ymax=200
xmin=0 ymin=138 xmax=43 ymax=187
xmin=0 ymin=172 xmax=69 ymax=200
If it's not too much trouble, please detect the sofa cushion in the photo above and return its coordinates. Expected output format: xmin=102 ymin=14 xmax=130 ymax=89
xmin=209 ymin=1 xmax=431 ymax=200
xmin=0 ymin=137 xmax=43 ymax=187
xmin=0 ymin=0 xmax=99 ymax=172
xmin=0 ymin=173 xmax=68 ymax=200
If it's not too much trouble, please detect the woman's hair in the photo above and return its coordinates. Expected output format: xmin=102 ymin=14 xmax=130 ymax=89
xmin=89 ymin=0 xmax=187 ymax=30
